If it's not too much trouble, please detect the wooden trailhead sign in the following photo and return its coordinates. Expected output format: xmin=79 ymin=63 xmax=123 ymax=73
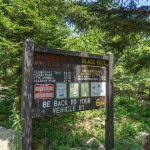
xmin=33 ymin=48 xmax=107 ymax=116
xmin=21 ymin=39 xmax=114 ymax=150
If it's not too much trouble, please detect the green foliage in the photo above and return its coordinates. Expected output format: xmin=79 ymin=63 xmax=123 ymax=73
xmin=0 ymin=0 xmax=150 ymax=150
xmin=0 ymin=87 xmax=15 ymax=126
xmin=114 ymin=97 xmax=150 ymax=150
xmin=0 ymin=1 xmax=72 ymax=149
xmin=0 ymin=0 xmax=70 ymax=86
xmin=32 ymin=110 xmax=103 ymax=148
xmin=115 ymin=137 xmax=142 ymax=150
xmin=64 ymin=28 xmax=106 ymax=54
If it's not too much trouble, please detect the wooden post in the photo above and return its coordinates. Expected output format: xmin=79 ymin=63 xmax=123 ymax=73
xmin=21 ymin=39 xmax=34 ymax=150
xmin=105 ymin=53 xmax=114 ymax=150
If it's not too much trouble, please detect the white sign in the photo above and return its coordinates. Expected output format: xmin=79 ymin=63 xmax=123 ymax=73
xmin=56 ymin=83 xmax=67 ymax=99
xmin=91 ymin=82 xmax=106 ymax=97
xmin=81 ymin=82 xmax=90 ymax=97
xmin=69 ymin=83 xmax=79 ymax=98
xmin=34 ymin=84 xmax=54 ymax=99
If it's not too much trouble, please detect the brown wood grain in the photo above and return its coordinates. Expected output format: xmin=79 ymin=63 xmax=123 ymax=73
xmin=21 ymin=39 xmax=34 ymax=150
xmin=105 ymin=53 xmax=114 ymax=150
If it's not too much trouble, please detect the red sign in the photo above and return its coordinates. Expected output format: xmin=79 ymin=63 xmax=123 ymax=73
xmin=34 ymin=84 xmax=54 ymax=99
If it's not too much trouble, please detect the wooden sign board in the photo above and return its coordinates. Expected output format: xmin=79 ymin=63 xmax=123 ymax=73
xmin=21 ymin=39 xmax=114 ymax=150
xmin=32 ymin=49 xmax=108 ymax=117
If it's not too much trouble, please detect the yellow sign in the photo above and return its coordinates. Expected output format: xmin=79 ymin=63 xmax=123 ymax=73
xmin=96 ymin=99 xmax=104 ymax=107
xmin=82 ymin=58 xmax=107 ymax=66
xmin=82 ymin=58 xmax=95 ymax=65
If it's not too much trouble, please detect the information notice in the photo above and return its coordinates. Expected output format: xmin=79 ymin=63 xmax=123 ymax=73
xmin=32 ymin=51 xmax=108 ymax=117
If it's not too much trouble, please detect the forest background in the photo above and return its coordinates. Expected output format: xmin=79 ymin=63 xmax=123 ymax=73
xmin=0 ymin=0 xmax=150 ymax=150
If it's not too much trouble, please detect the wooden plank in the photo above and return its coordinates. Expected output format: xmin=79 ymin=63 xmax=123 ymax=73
xmin=34 ymin=46 xmax=109 ymax=60
xmin=21 ymin=39 xmax=34 ymax=150
xmin=105 ymin=53 xmax=114 ymax=150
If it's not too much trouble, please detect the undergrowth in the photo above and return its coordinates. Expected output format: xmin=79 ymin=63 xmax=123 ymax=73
xmin=0 ymin=87 xmax=149 ymax=150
